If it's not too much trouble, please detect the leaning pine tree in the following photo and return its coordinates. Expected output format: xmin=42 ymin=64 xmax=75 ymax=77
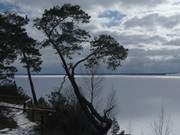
xmin=0 ymin=13 xmax=42 ymax=104
xmin=34 ymin=4 xmax=128 ymax=134
xmin=18 ymin=33 xmax=42 ymax=104
xmin=15 ymin=15 xmax=42 ymax=104
xmin=0 ymin=13 xmax=19 ymax=80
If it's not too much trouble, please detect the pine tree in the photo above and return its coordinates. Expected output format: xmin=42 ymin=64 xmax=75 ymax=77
xmin=34 ymin=4 xmax=127 ymax=134
xmin=0 ymin=13 xmax=42 ymax=104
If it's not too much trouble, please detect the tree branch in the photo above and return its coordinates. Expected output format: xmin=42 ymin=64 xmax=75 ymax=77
xmin=72 ymin=50 xmax=98 ymax=75
xmin=58 ymin=74 xmax=67 ymax=92
xmin=44 ymin=31 xmax=72 ymax=78
xmin=104 ymin=105 xmax=114 ymax=118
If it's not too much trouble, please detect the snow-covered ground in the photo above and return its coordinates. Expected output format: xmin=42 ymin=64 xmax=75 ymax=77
xmin=0 ymin=102 xmax=37 ymax=135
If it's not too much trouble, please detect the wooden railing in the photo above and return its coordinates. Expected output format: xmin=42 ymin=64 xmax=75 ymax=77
xmin=0 ymin=99 xmax=56 ymax=135
xmin=0 ymin=104 xmax=56 ymax=113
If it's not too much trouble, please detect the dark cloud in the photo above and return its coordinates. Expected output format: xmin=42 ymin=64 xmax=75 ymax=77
xmin=166 ymin=38 xmax=180 ymax=46
xmin=94 ymin=30 xmax=167 ymax=46
xmin=118 ymin=34 xmax=167 ymax=45
xmin=124 ymin=13 xmax=180 ymax=29
xmin=118 ymin=47 xmax=180 ymax=73
xmin=120 ymin=0 xmax=166 ymax=7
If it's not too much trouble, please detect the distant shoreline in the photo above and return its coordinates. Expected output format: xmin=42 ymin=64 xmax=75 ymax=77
xmin=1 ymin=72 xmax=179 ymax=77
xmin=14 ymin=73 xmax=177 ymax=76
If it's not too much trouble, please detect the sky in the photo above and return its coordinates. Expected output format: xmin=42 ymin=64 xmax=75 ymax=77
xmin=1 ymin=0 xmax=180 ymax=74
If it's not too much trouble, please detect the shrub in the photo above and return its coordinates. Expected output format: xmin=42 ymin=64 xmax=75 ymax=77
xmin=35 ymin=90 xmax=99 ymax=135
xmin=0 ymin=80 xmax=29 ymax=104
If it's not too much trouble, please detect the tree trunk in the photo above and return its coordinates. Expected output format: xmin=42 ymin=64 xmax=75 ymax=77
xmin=69 ymin=76 xmax=112 ymax=135
xmin=23 ymin=52 xmax=38 ymax=104
xmin=90 ymin=72 xmax=94 ymax=104
xmin=26 ymin=65 xmax=38 ymax=104
xmin=50 ymin=40 xmax=112 ymax=135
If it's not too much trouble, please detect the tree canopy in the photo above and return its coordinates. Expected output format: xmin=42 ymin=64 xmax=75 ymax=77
xmin=0 ymin=4 xmax=128 ymax=134
xmin=0 ymin=13 xmax=25 ymax=79
xmin=34 ymin=4 xmax=128 ymax=134
xmin=0 ymin=12 xmax=42 ymax=103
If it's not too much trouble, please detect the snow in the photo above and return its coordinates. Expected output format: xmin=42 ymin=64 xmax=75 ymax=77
xmin=0 ymin=102 xmax=37 ymax=135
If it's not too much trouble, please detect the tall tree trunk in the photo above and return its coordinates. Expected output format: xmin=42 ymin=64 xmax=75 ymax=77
xmin=69 ymin=76 xmax=112 ymax=134
xmin=23 ymin=52 xmax=38 ymax=104
xmin=90 ymin=70 xmax=94 ymax=104
xmin=52 ymin=44 xmax=112 ymax=134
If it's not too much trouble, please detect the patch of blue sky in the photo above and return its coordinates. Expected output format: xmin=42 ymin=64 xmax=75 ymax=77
xmin=98 ymin=10 xmax=126 ymax=27
xmin=0 ymin=2 xmax=17 ymax=12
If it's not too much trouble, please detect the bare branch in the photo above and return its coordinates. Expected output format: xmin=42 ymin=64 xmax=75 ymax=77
xmin=152 ymin=105 xmax=172 ymax=135
xmin=58 ymin=74 xmax=67 ymax=92
xmin=104 ymin=105 xmax=114 ymax=118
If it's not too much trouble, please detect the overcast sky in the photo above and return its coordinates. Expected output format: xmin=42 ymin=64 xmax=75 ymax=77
xmin=1 ymin=0 xmax=180 ymax=74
